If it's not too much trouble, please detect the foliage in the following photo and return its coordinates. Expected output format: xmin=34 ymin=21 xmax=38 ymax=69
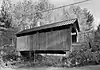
xmin=92 ymin=25 xmax=100 ymax=52
xmin=64 ymin=47 xmax=100 ymax=67
xmin=0 ymin=0 xmax=12 ymax=28
xmin=2 ymin=54 xmax=21 ymax=62
xmin=11 ymin=0 xmax=53 ymax=31
xmin=83 ymin=9 xmax=94 ymax=26
xmin=82 ymin=8 xmax=94 ymax=31
xmin=0 ymin=0 xmax=17 ymax=48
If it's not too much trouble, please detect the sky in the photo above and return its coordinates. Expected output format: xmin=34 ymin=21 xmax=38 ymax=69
xmin=0 ymin=0 xmax=100 ymax=29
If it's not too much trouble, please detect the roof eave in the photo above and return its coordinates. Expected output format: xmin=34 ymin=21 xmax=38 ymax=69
xmin=16 ymin=18 xmax=80 ymax=37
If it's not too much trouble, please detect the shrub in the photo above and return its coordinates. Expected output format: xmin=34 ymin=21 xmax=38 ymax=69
xmin=2 ymin=54 xmax=22 ymax=62
xmin=65 ymin=47 xmax=100 ymax=67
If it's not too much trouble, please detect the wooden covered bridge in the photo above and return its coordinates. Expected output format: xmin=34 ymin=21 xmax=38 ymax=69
xmin=16 ymin=18 xmax=80 ymax=57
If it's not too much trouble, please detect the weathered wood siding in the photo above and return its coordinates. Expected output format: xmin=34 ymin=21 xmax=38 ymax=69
xmin=17 ymin=28 xmax=71 ymax=51
xmin=17 ymin=36 xmax=30 ymax=51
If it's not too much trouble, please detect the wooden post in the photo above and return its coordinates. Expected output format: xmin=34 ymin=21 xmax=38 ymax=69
xmin=34 ymin=50 xmax=35 ymax=63
xmin=29 ymin=42 xmax=32 ymax=66
xmin=70 ymin=27 xmax=72 ymax=52
xmin=76 ymin=28 xmax=79 ymax=42
xmin=29 ymin=51 xmax=32 ymax=60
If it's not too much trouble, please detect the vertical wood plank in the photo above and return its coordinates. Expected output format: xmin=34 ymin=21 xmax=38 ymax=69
xmin=34 ymin=34 xmax=36 ymax=50
xmin=36 ymin=32 xmax=38 ymax=50
xmin=62 ymin=29 xmax=64 ymax=50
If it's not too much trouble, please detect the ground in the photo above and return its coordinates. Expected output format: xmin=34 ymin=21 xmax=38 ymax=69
xmin=1 ymin=65 xmax=100 ymax=70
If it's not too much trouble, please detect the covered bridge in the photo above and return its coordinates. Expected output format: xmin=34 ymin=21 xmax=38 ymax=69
xmin=16 ymin=18 xmax=80 ymax=56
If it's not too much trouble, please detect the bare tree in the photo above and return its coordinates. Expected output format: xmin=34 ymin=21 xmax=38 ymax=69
xmin=69 ymin=5 xmax=94 ymax=31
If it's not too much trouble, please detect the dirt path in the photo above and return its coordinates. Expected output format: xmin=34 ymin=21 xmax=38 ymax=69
xmin=0 ymin=67 xmax=90 ymax=70
xmin=1 ymin=65 xmax=100 ymax=70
